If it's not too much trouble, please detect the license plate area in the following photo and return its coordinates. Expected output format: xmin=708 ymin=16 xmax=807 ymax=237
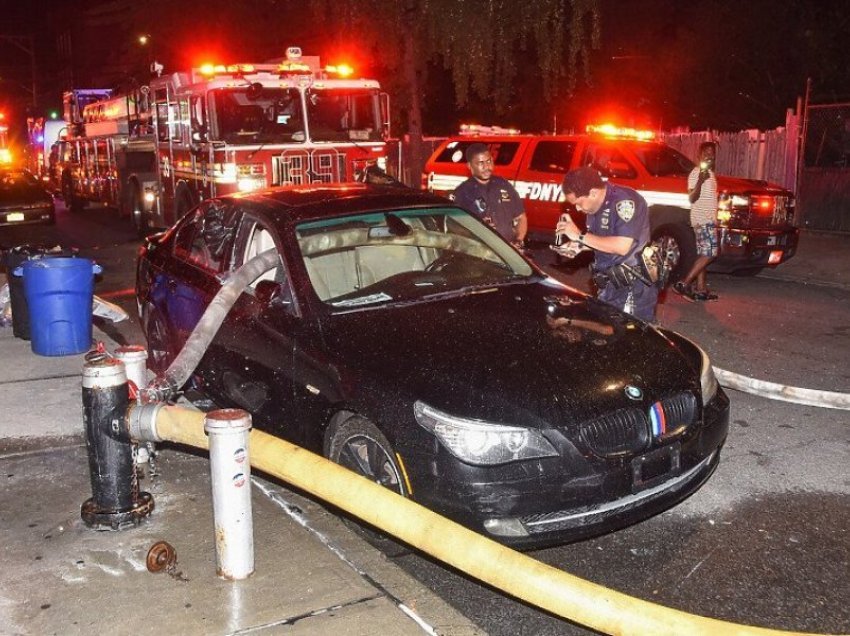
xmin=6 ymin=212 xmax=24 ymax=222
xmin=632 ymin=443 xmax=680 ymax=492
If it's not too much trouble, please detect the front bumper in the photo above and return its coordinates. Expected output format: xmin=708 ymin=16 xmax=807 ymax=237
xmin=710 ymin=226 xmax=799 ymax=273
xmin=409 ymin=388 xmax=730 ymax=549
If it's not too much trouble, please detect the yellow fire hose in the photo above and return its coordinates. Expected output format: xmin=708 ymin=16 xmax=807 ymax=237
xmin=150 ymin=404 xmax=840 ymax=636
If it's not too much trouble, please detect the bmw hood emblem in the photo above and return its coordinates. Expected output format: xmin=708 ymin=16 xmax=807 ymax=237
xmin=625 ymin=385 xmax=643 ymax=400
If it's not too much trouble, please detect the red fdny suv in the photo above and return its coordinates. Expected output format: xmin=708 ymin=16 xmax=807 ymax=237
xmin=423 ymin=125 xmax=799 ymax=281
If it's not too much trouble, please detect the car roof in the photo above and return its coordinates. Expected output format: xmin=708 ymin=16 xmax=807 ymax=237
xmin=227 ymin=183 xmax=454 ymax=224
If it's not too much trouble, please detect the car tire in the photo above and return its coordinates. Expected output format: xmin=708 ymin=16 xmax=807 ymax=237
xmin=652 ymin=223 xmax=695 ymax=284
xmin=145 ymin=308 xmax=176 ymax=376
xmin=61 ymin=174 xmax=85 ymax=214
xmin=174 ymin=187 xmax=194 ymax=223
xmin=325 ymin=416 xmax=411 ymax=557
xmin=125 ymin=182 xmax=150 ymax=237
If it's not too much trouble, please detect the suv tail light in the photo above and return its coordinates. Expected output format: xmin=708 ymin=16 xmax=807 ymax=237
xmin=751 ymin=195 xmax=775 ymax=215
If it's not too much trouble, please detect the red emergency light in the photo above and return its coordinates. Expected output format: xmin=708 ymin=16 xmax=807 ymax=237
xmin=586 ymin=123 xmax=655 ymax=141
xmin=751 ymin=195 xmax=775 ymax=215
xmin=325 ymin=63 xmax=354 ymax=77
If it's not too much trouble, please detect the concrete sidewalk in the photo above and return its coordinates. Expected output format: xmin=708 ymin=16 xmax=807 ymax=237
xmin=0 ymin=323 xmax=481 ymax=635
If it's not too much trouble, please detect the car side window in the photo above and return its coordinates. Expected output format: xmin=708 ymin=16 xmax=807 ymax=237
xmin=238 ymin=217 xmax=296 ymax=314
xmin=434 ymin=140 xmax=520 ymax=165
xmin=172 ymin=201 xmax=236 ymax=274
xmin=582 ymin=143 xmax=638 ymax=180
xmin=529 ymin=141 xmax=577 ymax=173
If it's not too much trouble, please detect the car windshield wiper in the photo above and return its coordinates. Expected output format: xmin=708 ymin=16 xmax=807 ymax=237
xmin=413 ymin=275 xmax=530 ymax=303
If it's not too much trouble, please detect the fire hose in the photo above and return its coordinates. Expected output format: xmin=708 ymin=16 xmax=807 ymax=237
xmin=123 ymin=402 xmax=835 ymax=636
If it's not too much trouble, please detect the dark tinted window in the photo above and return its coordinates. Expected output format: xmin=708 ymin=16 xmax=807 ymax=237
xmin=173 ymin=201 xmax=236 ymax=273
xmin=581 ymin=143 xmax=638 ymax=180
xmin=529 ymin=141 xmax=577 ymax=173
xmin=631 ymin=144 xmax=694 ymax=177
xmin=433 ymin=140 xmax=520 ymax=166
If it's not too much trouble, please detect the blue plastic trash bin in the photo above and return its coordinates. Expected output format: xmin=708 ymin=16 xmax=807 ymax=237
xmin=13 ymin=257 xmax=102 ymax=356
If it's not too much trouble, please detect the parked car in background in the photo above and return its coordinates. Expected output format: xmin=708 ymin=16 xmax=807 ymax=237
xmin=0 ymin=168 xmax=56 ymax=227
xmin=136 ymin=183 xmax=729 ymax=548
xmin=423 ymin=125 xmax=799 ymax=281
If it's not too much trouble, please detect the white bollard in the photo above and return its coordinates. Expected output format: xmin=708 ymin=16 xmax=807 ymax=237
xmin=204 ymin=409 xmax=254 ymax=580
xmin=113 ymin=345 xmax=148 ymax=397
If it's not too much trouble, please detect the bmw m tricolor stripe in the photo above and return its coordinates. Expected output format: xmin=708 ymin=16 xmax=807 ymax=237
xmin=650 ymin=401 xmax=667 ymax=437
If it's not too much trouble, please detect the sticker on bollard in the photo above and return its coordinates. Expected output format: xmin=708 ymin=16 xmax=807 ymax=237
xmin=13 ymin=257 xmax=102 ymax=356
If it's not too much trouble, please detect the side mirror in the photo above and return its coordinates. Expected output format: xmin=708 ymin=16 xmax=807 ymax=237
xmin=255 ymin=280 xmax=281 ymax=305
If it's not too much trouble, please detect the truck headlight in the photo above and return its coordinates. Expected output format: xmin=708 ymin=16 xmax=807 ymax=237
xmin=237 ymin=176 xmax=267 ymax=192
xmin=414 ymin=401 xmax=558 ymax=466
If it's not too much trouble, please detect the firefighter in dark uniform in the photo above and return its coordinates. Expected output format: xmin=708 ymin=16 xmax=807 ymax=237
xmin=451 ymin=142 xmax=527 ymax=248
xmin=555 ymin=166 xmax=659 ymax=321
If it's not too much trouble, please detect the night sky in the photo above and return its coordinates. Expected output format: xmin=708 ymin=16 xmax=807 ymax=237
xmin=1 ymin=0 xmax=848 ymax=141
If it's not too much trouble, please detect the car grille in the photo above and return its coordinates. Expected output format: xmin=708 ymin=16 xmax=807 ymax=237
xmin=577 ymin=392 xmax=697 ymax=457
xmin=657 ymin=392 xmax=696 ymax=439
xmin=579 ymin=408 xmax=649 ymax=457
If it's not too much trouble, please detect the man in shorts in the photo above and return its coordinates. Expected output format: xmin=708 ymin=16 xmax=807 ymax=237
xmin=674 ymin=141 xmax=719 ymax=301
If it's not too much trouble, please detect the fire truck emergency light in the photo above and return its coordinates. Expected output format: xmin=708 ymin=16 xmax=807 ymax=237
xmin=459 ymin=123 xmax=521 ymax=136
xmin=325 ymin=64 xmax=354 ymax=77
xmin=199 ymin=63 xmax=257 ymax=77
xmin=586 ymin=123 xmax=655 ymax=141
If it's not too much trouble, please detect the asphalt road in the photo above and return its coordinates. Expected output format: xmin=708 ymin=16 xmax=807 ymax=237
xmin=2 ymin=203 xmax=848 ymax=635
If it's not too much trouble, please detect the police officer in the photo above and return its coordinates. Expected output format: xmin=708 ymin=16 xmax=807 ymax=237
xmin=556 ymin=166 xmax=659 ymax=321
xmin=452 ymin=142 xmax=527 ymax=248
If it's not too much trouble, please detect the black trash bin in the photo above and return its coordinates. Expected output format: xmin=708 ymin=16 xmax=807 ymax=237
xmin=4 ymin=245 xmax=78 ymax=340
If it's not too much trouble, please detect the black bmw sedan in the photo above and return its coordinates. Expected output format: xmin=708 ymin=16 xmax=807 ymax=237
xmin=0 ymin=168 xmax=56 ymax=227
xmin=136 ymin=183 xmax=729 ymax=548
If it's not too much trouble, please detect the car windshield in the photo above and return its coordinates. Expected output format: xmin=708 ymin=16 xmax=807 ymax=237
xmin=212 ymin=87 xmax=305 ymax=143
xmin=305 ymin=88 xmax=381 ymax=142
xmin=630 ymin=143 xmax=695 ymax=177
xmin=295 ymin=207 xmax=534 ymax=308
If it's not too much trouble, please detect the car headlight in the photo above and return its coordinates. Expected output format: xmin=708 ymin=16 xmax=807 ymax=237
xmin=696 ymin=344 xmax=719 ymax=404
xmin=414 ymin=401 xmax=558 ymax=466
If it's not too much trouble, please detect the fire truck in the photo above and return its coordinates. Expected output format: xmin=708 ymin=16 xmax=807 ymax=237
xmin=57 ymin=47 xmax=390 ymax=233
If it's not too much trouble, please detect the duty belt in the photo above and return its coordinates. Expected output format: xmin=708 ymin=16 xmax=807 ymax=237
xmin=592 ymin=262 xmax=640 ymax=290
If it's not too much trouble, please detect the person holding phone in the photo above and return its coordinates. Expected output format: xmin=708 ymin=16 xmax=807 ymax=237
xmin=674 ymin=141 xmax=719 ymax=301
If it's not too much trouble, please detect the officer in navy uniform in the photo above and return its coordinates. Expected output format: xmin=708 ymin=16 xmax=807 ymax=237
xmin=555 ymin=166 xmax=659 ymax=321
xmin=451 ymin=142 xmax=527 ymax=248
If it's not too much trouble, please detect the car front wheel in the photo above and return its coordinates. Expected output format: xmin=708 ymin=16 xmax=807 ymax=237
xmin=326 ymin=416 xmax=410 ymax=555
xmin=652 ymin=223 xmax=695 ymax=284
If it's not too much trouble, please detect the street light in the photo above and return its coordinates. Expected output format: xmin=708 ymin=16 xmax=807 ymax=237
xmin=137 ymin=34 xmax=155 ymax=79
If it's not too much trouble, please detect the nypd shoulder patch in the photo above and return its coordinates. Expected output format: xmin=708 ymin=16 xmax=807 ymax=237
xmin=616 ymin=199 xmax=636 ymax=222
